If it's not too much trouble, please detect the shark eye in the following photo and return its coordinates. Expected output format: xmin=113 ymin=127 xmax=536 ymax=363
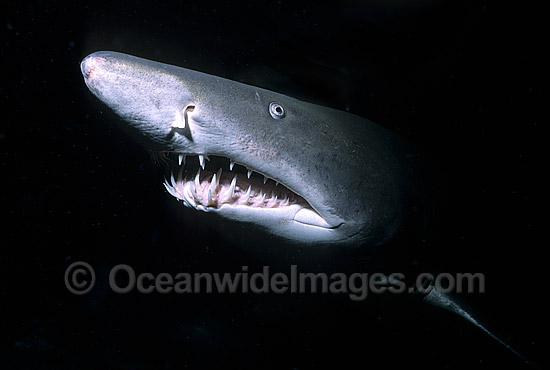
xmin=269 ymin=102 xmax=285 ymax=119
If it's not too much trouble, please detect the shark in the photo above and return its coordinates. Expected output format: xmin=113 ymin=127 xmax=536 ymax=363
xmin=80 ymin=51 xmax=413 ymax=247
xmin=80 ymin=51 xmax=534 ymax=368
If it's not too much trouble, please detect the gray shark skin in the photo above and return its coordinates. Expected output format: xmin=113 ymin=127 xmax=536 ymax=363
xmin=80 ymin=51 xmax=412 ymax=247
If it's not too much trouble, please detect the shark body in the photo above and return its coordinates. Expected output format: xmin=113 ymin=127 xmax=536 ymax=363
xmin=80 ymin=51 xmax=535 ymax=367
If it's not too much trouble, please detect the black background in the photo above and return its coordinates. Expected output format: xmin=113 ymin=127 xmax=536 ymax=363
xmin=2 ymin=0 xmax=544 ymax=369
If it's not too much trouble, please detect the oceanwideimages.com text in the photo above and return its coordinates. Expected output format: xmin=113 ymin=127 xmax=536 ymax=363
xmin=65 ymin=262 xmax=485 ymax=301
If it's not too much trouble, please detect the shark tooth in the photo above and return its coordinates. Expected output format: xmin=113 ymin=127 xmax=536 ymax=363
xmin=194 ymin=169 xmax=201 ymax=191
xmin=229 ymin=159 xmax=235 ymax=171
xmin=198 ymin=154 xmax=205 ymax=169
xmin=268 ymin=196 xmax=278 ymax=208
xmin=224 ymin=176 xmax=237 ymax=203
xmin=170 ymin=171 xmax=177 ymax=188
xmin=163 ymin=181 xmax=178 ymax=198
xmin=229 ymin=176 xmax=237 ymax=194
xmin=190 ymin=181 xmax=200 ymax=200
xmin=163 ymin=178 xmax=171 ymax=191
xmin=178 ymin=154 xmax=185 ymax=166
xmin=263 ymin=176 xmax=268 ymax=184
xmin=210 ymin=173 xmax=217 ymax=196
xmin=245 ymin=185 xmax=252 ymax=203
xmin=216 ymin=167 xmax=222 ymax=187
xmin=247 ymin=169 xmax=252 ymax=179
xmin=260 ymin=191 xmax=266 ymax=204
xmin=163 ymin=177 xmax=182 ymax=200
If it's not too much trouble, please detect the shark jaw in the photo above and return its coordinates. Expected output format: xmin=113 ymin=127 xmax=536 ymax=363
xmin=158 ymin=151 xmax=337 ymax=233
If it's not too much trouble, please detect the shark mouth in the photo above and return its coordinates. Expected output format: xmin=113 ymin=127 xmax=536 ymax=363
xmin=157 ymin=152 xmax=332 ymax=228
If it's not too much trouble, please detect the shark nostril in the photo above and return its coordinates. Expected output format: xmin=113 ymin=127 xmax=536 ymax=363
xmin=184 ymin=104 xmax=195 ymax=126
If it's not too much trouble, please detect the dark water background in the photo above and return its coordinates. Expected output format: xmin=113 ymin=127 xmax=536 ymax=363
xmin=2 ymin=1 xmax=544 ymax=369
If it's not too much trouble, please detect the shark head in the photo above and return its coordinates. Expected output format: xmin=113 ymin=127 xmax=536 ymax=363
xmin=81 ymin=51 xmax=407 ymax=247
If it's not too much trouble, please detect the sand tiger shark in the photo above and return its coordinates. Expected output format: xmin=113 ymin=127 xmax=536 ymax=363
xmin=80 ymin=51 xmax=534 ymax=367
xmin=80 ymin=51 xmax=413 ymax=247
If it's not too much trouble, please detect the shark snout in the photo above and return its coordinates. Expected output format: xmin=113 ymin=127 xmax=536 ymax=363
xmin=80 ymin=53 xmax=106 ymax=81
